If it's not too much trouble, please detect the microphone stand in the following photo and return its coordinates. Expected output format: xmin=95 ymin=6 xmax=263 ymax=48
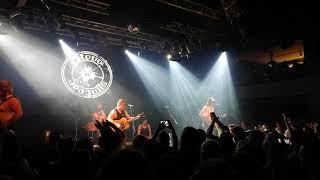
xmin=73 ymin=103 xmax=81 ymax=142
xmin=166 ymin=107 xmax=178 ymax=125
xmin=129 ymin=105 xmax=136 ymax=139
xmin=165 ymin=106 xmax=177 ymax=147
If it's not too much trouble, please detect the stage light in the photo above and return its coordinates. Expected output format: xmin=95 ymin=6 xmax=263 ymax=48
xmin=125 ymin=50 xmax=170 ymax=107
xmin=125 ymin=49 xmax=129 ymax=54
xmin=166 ymin=54 xmax=172 ymax=60
xmin=59 ymin=39 xmax=78 ymax=62
xmin=0 ymin=31 xmax=67 ymax=99
xmin=128 ymin=24 xmax=140 ymax=33
xmin=199 ymin=52 xmax=240 ymax=125
xmin=0 ymin=22 xmax=9 ymax=35
xmin=169 ymin=61 xmax=201 ymax=127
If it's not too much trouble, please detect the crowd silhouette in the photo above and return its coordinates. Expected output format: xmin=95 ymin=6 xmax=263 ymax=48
xmin=1 ymin=112 xmax=320 ymax=180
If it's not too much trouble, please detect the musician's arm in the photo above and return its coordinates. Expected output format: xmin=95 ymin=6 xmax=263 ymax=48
xmin=199 ymin=107 xmax=205 ymax=117
xmin=92 ymin=112 xmax=97 ymax=121
xmin=101 ymin=111 xmax=107 ymax=122
xmin=124 ymin=111 xmax=132 ymax=121
xmin=137 ymin=125 xmax=141 ymax=135
xmin=107 ymin=120 xmax=123 ymax=135
xmin=107 ymin=110 xmax=117 ymax=123
xmin=214 ymin=118 xmax=229 ymax=137
xmin=207 ymin=121 xmax=214 ymax=136
xmin=147 ymin=125 xmax=152 ymax=139
xmin=170 ymin=124 xmax=178 ymax=151
xmin=8 ymin=99 xmax=23 ymax=122
xmin=199 ymin=106 xmax=209 ymax=119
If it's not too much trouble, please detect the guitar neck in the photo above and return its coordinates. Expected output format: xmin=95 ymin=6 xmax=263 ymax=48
xmin=130 ymin=117 xmax=139 ymax=122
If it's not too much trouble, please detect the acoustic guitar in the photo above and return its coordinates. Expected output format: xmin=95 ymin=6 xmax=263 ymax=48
xmin=113 ymin=112 xmax=144 ymax=131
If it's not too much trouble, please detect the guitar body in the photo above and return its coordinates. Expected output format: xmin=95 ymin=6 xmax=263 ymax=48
xmin=114 ymin=118 xmax=131 ymax=131
xmin=112 ymin=112 xmax=144 ymax=131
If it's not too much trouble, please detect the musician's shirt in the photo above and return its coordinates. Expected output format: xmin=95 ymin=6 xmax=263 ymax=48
xmin=114 ymin=109 xmax=126 ymax=120
xmin=0 ymin=95 xmax=23 ymax=123
xmin=200 ymin=105 xmax=214 ymax=126
xmin=107 ymin=108 xmax=131 ymax=121
xmin=138 ymin=124 xmax=151 ymax=138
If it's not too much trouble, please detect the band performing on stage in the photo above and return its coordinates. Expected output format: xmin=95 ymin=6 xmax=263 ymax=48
xmin=107 ymin=99 xmax=144 ymax=131
xmin=0 ymin=79 xmax=218 ymax=139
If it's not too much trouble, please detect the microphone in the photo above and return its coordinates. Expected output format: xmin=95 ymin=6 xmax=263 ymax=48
xmin=128 ymin=104 xmax=134 ymax=107
xmin=164 ymin=105 xmax=169 ymax=109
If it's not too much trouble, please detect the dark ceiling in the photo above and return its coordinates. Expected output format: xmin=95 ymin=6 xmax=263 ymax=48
xmin=0 ymin=0 xmax=310 ymax=53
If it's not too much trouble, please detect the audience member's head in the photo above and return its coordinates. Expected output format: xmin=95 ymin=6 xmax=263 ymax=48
xmin=133 ymin=135 xmax=147 ymax=151
xmin=219 ymin=132 xmax=235 ymax=157
xmin=96 ymin=149 xmax=152 ymax=180
xmin=263 ymin=131 xmax=286 ymax=166
xmin=191 ymin=159 xmax=233 ymax=180
xmin=0 ymin=80 xmax=13 ymax=97
xmin=248 ymin=130 xmax=265 ymax=147
xmin=98 ymin=132 xmax=123 ymax=154
xmin=201 ymin=139 xmax=221 ymax=160
xmin=197 ymin=129 xmax=207 ymax=144
xmin=229 ymin=125 xmax=246 ymax=143
xmin=180 ymin=127 xmax=201 ymax=153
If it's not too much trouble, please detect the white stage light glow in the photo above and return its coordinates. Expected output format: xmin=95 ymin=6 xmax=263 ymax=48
xmin=125 ymin=50 xmax=170 ymax=107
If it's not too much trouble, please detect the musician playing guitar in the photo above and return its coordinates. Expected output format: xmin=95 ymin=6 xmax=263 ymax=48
xmin=107 ymin=99 xmax=143 ymax=131
xmin=0 ymin=80 xmax=23 ymax=129
xmin=199 ymin=97 xmax=216 ymax=130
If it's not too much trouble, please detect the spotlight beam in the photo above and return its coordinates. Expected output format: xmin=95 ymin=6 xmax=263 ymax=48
xmin=199 ymin=52 xmax=240 ymax=123
xmin=169 ymin=61 xmax=201 ymax=127
xmin=0 ymin=32 xmax=66 ymax=98
xmin=125 ymin=50 xmax=170 ymax=107
xmin=59 ymin=39 xmax=81 ymax=65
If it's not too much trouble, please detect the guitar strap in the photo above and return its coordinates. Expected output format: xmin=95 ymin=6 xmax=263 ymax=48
xmin=0 ymin=95 xmax=19 ymax=106
xmin=114 ymin=109 xmax=126 ymax=120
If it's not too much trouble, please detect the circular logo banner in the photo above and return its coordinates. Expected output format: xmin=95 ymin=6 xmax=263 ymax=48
xmin=61 ymin=51 xmax=113 ymax=98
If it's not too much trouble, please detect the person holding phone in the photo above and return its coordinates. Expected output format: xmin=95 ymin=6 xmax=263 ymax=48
xmin=152 ymin=119 xmax=178 ymax=152
xmin=137 ymin=119 xmax=152 ymax=139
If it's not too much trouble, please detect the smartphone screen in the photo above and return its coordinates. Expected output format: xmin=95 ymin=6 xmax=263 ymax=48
xmin=161 ymin=120 xmax=169 ymax=127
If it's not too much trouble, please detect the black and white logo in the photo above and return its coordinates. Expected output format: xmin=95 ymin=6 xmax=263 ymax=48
xmin=61 ymin=51 xmax=113 ymax=98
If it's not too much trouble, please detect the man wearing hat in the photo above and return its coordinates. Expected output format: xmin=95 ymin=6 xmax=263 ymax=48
xmin=0 ymin=80 xmax=23 ymax=129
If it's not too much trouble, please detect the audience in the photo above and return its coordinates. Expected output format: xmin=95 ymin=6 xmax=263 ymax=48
xmin=1 ymin=112 xmax=320 ymax=180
